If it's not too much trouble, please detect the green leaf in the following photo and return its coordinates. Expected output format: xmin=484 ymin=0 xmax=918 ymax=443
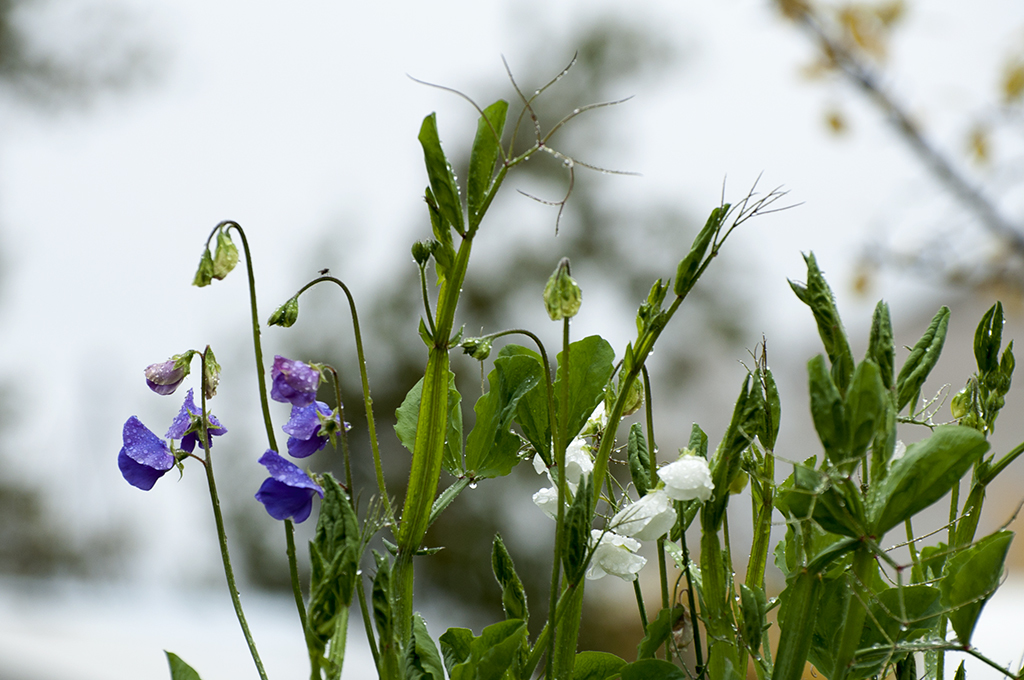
xmin=895 ymin=306 xmax=950 ymax=412
xmin=674 ymin=204 xmax=727 ymax=298
xmin=953 ymin=661 xmax=966 ymax=680
xmin=789 ymin=252 xmax=854 ymax=393
xmin=866 ymin=301 xmax=895 ymax=390
xmin=621 ymin=658 xmax=688 ymax=680
xmin=807 ymin=354 xmax=848 ymax=464
xmin=405 ymin=613 xmax=446 ymax=680
xmin=704 ymin=375 xmax=758 ymax=531
xmin=854 ymin=585 xmax=941 ymax=677
xmin=739 ymin=584 xmax=768 ymax=653
xmin=572 ymin=651 xmax=626 ymax=680
xmin=395 ymin=373 xmax=464 ymax=477
xmin=467 ymin=100 xmax=508 ymax=234
xmin=974 ymin=302 xmax=1004 ymax=374
xmin=165 ymin=651 xmax=203 ymax=680
xmin=371 ymin=551 xmax=393 ymax=652
xmin=307 ymin=474 xmax=361 ymax=673
xmin=845 ymin=359 xmax=885 ymax=463
xmin=500 ymin=344 xmax=551 ymax=463
xmin=772 ymin=570 xmax=824 ymax=680
xmin=869 ymin=425 xmax=989 ymax=536
xmin=563 ymin=475 xmax=594 ymax=583
xmin=688 ymin=423 xmax=708 ymax=458
xmin=627 ymin=423 xmax=651 ymax=496
xmin=762 ymin=365 xmax=781 ymax=450
xmin=465 ymin=354 xmax=543 ymax=478
xmin=439 ymin=627 xmax=473 ymax=677
xmin=491 ymin=534 xmax=528 ymax=622
xmin=637 ymin=606 xmax=686 ymax=659
xmin=555 ymin=336 xmax=615 ymax=444
xmin=941 ymin=531 xmax=1013 ymax=644
xmin=447 ymin=619 xmax=527 ymax=680
xmin=418 ymin=113 xmax=463 ymax=234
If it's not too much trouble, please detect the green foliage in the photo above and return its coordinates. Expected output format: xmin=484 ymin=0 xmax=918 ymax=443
xmin=554 ymin=335 xmax=615 ymax=443
xmin=405 ymin=614 xmax=445 ymax=680
xmin=789 ymin=252 xmax=854 ymax=393
xmin=940 ymin=531 xmax=1013 ymax=644
xmin=894 ymin=306 xmax=949 ymax=413
xmin=418 ymin=113 xmax=464 ymax=236
xmin=165 ymin=652 xmax=202 ymax=680
xmin=395 ymin=373 xmax=464 ymax=477
xmin=571 ymin=651 xmax=626 ymax=680
xmin=637 ymin=605 xmax=687 ymax=660
xmin=466 ymin=100 xmax=509 ymax=234
xmin=440 ymin=619 xmax=527 ymax=680
xmin=490 ymin=534 xmax=528 ymax=623
xmin=627 ymin=422 xmax=650 ymax=496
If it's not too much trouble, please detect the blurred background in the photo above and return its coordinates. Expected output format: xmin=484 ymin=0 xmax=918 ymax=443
xmin=1 ymin=0 xmax=1024 ymax=678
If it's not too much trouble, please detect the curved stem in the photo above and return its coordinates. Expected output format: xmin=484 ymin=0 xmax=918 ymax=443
xmin=197 ymin=349 xmax=269 ymax=680
xmin=288 ymin=276 xmax=391 ymax=522
xmin=418 ymin=265 xmax=437 ymax=338
xmin=326 ymin=366 xmax=354 ymax=495
xmin=210 ymin=222 xmax=308 ymax=646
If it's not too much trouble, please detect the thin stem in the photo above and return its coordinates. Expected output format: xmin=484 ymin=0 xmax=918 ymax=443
xmin=326 ymin=366 xmax=354 ymax=495
xmin=549 ymin=316 xmax=573 ymax=680
xmin=287 ymin=276 xmax=392 ymax=522
xmin=197 ymin=350 xmax=269 ymax=680
xmin=633 ymin=579 xmax=648 ymax=629
xmin=210 ymin=222 xmax=307 ymax=646
xmin=680 ymin=519 xmax=704 ymax=674
xmin=640 ymin=366 xmax=670 ymax=613
xmin=418 ymin=265 xmax=437 ymax=338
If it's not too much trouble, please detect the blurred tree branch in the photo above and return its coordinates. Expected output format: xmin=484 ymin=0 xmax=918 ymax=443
xmin=777 ymin=0 xmax=1024 ymax=290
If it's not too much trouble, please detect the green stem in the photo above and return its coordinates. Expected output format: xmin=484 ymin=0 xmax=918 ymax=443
xmin=289 ymin=276 xmax=391 ymax=521
xmin=212 ymin=222 xmax=308 ymax=648
xmin=641 ymin=367 xmax=670 ymax=612
xmin=680 ymin=520 xmax=704 ymax=673
xmin=418 ymin=264 xmax=437 ymax=338
xmin=197 ymin=350 xmax=269 ymax=680
xmin=549 ymin=316 xmax=573 ymax=680
xmin=326 ymin=366 xmax=354 ymax=495
xmin=833 ymin=545 xmax=875 ymax=680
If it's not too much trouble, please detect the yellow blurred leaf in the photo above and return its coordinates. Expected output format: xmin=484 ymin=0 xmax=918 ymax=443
xmin=825 ymin=108 xmax=848 ymax=134
xmin=967 ymin=125 xmax=990 ymax=165
xmin=1003 ymin=61 xmax=1024 ymax=103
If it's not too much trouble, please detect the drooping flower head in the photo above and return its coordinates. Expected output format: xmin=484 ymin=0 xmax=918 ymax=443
xmin=609 ymin=488 xmax=676 ymax=541
xmin=586 ymin=530 xmax=646 ymax=582
xmin=144 ymin=357 xmax=190 ymax=395
xmin=282 ymin=400 xmax=346 ymax=458
xmin=166 ymin=389 xmax=227 ymax=453
xmin=658 ymin=450 xmax=714 ymax=503
xmin=254 ymin=449 xmax=324 ymax=523
xmin=270 ymin=356 xmax=320 ymax=407
xmin=118 ymin=416 xmax=175 ymax=490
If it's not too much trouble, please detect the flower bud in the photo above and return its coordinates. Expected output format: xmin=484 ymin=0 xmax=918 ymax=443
xmin=192 ymin=248 xmax=215 ymax=287
xmin=543 ymin=258 xmax=582 ymax=321
xmin=658 ymin=449 xmax=714 ymax=502
xmin=620 ymin=378 xmax=644 ymax=416
xmin=203 ymin=346 xmax=221 ymax=399
xmin=268 ymin=297 xmax=300 ymax=328
xmin=460 ymin=336 xmax=493 ymax=361
xmin=144 ymin=353 xmax=193 ymax=395
xmin=951 ymin=387 xmax=971 ymax=419
xmin=411 ymin=240 xmax=436 ymax=266
xmin=212 ymin=228 xmax=240 ymax=280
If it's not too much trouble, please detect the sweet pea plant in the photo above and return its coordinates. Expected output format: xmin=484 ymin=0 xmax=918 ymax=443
xmin=119 ymin=65 xmax=1024 ymax=680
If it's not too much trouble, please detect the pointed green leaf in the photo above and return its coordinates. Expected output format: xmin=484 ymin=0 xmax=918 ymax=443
xmin=845 ymin=359 xmax=885 ymax=462
xmin=627 ymin=423 xmax=650 ymax=496
xmin=166 ymin=652 xmax=203 ymax=680
xmin=563 ymin=475 xmax=593 ymax=583
xmin=895 ymin=306 xmax=950 ymax=412
xmin=465 ymin=354 xmax=542 ymax=478
xmin=467 ymin=100 xmax=508 ymax=234
xmin=418 ymin=113 xmax=463 ymax=234
xmin=572 ymin=651 xmax=627 ymax=680
xmin=447 ymin=619 xmax=527 ymax=680
xmin=704 ymin=376 xmax=758 ymax=531
xmin=675 ymin=205 xmax=727 ymax=298
xmin=500 ymin=344 xmax=551 ymax=463
xmin=739 ymin=584 xmax=768 ymax=653
xmin=789 ymin=252 xmax=854 ymax=393
xmin=688 ymin=423 xmax=708 ymax=458
xmin=405 ymin=613 xmax=446 ymax=680
xmin=869 ymin=425 xmax=989 ymax=536
xmin=807 ymin=354 xmax=848 ymax=463
xmin=866 ymin=301 xmax=895 ymax=390
xmin=192 ymin=247 xmax=214 ymax=287
xmin=621 ymin=658 xmax=688 ymax=680
xmin=555 ymin=336 xmax=615 ymax=443
xmin=941 ymin=531 xmax=1013 ymax=644
xmin=974 ymin=302 xmax=1004 ymax=374
xmin=762 ymin=365 xmax=781 ymax=450
xmin=212 ymin=228 xmax=239 ymax=280
xmin=491 ymin=534 xmax=528 ymax=622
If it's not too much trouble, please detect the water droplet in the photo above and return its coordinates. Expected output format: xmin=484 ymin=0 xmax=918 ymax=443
xmin=573 ymin=108 xmax=580 ymax=114
xmin=356 ymin=569 xmax=363 ymax=576
xmin=534 ymin=90 xmax=540 ymax=96
xmin=469 ymin=481 xmax=478 ymax=489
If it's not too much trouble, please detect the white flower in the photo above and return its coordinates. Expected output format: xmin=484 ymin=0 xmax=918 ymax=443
xmin=532 ymin=486 xmax=560 ymax=519
xmin=609 ymin=488 xmax=676 ymax=541
xmin=658 ymin=452 xmax=714 ymax=502
xmin=564 ymin=438 xmax=594 ymax=487
xmin=586 ymin=530 xmax=646 ymax=581
xmin=581 ymin=402 xmax=607 ymax=435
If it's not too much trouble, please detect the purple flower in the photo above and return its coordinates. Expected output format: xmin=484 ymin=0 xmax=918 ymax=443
xmin=145 ymin=359 xmax=188 ymax=395
xmin=118 ymin=416 xmax=175 ymax=490
xmin=255 ymin=450 xmax=323 ymax=522
xmin=166 ymin=389 xmax=227 ymax=453
xmin=270 ymin=356 xmax=320 ymax=407
xmin=283 ymin=400 xmax=343 ymax=458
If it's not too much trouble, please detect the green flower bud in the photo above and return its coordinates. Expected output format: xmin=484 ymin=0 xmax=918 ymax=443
xmin=620 ymin=378 xmax=644 ymax=416
xmin=461 ymin=336 xmax=493 ymax=360
xmin=203 ymin=346 xmax=221 ymax=399
xmin=192 ymin=248 xmax=215 ymax=287
xmin=212 ymin=229 xmax=239 ymax=280
xmin=411 ymin=240 xmax=436 ymax=266
xmin=268 ymin=297 xmax=300 ymax=328
xmin=950 ymin=386 xmax=971 ymax=419
xmin=543 ymin=258 xmax=582 ymax=321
